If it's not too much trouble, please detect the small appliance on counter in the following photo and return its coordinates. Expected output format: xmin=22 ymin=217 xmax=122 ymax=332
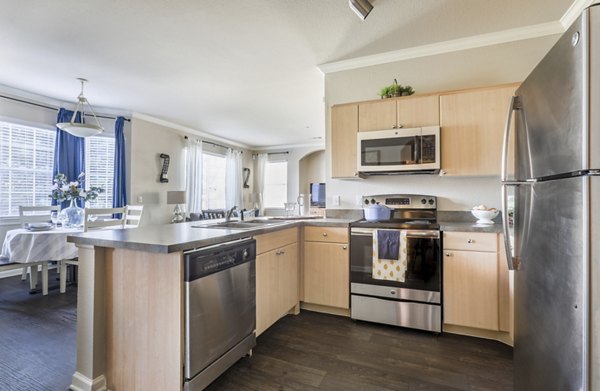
xmin=350 ymin=194 xmax=442 ymax=333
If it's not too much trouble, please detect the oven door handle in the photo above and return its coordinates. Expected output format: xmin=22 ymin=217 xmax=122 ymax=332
xmin=351 ymin=229 xmax=439 ymax=239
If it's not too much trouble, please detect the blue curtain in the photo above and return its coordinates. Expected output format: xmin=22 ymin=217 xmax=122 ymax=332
xmin=112 ymin=116 xmax=127 ymax=208
xmin=53 ymin=108 xmax=86 ymax=208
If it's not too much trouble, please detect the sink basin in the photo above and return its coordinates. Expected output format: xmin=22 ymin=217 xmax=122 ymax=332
xmin=192 ymin=220 xmax=289 ymax=230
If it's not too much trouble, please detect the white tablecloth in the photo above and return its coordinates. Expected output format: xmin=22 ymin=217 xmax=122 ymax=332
xmin=0 ymin=227 xmax=80 ymax=263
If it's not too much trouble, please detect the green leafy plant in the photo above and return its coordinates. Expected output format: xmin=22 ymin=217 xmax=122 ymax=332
xmin=50 ymin=172 xmax=104 ymax=202
xmin=379 ymin=86 xmax=391 ymax=99
xmin=378 ymin=79 xmax=415 ymax=98
xmin=401 ymin=85 xmax=415 ymax=96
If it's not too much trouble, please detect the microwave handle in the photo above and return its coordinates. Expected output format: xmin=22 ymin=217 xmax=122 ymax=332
xmin=414 ymin=136 xmax=421 ymax=163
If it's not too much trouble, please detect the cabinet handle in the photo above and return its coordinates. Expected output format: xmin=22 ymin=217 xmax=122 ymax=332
xmin=397 ymin=124 xmax=403 ymax=129
xmin=342 ymin=245 xmax=347 ymax=250
xmin=322 ymin=232 xmax=328 ymax=237
xmin=445 ymin=252 xmax=452 ymax=257
xmin=439 ymin=170 xmax=447 ymax=176
xmin=467 ymin=239 xmax=474 ymax=244
xmin=392 ymin=125 xmax=397 ymax=129
xmin=280 ymin=250 xmax=285 ymax=255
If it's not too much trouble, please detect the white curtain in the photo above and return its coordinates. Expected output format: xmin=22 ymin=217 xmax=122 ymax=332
xmin=185 ymin=138 xmax=203 ymax=213
xmin=225 ymin=149 xmax=243 ymax=209
xmin=254 ymin=153 xmax=267 ymax=215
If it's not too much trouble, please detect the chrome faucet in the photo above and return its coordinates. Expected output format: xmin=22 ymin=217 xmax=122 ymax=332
xmin=225 ymin=206 xmax=237 ymax=222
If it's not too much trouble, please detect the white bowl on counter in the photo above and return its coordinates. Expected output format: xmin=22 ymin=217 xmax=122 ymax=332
xmin=471 ymin=209 xmax=499 ymax=224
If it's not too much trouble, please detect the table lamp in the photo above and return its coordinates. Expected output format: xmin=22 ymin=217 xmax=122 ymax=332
xmin=167 ymin=191 xmax=186 ymax=223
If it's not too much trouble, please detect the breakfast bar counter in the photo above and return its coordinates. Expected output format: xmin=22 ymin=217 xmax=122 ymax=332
xmin=66 ymin=218 xmax=353 ymax=391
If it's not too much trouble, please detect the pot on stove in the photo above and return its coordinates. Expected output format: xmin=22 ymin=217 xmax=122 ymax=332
xmin=363 ymin=203 xmax=391 ymax=221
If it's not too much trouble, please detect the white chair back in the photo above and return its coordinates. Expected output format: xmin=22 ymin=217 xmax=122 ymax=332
xmin=124 ymin=205 xmax=144 ymax=228
xmin=19 ymin=205 xmax=60 ymax=228
xmin=84 ymin=207 xmax=127 ymax=232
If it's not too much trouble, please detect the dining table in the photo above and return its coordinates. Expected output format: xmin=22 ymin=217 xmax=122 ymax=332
xmin=1 ymin=225 xmax=81 ymax=294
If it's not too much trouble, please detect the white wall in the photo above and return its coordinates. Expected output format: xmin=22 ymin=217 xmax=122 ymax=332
xmin=324 ymin=35 xmax=561 ymax=211
xmin=299 ymin=149 xmax=326 ymax=196
xmin=130 ymin=117 xmax=254 ymax=225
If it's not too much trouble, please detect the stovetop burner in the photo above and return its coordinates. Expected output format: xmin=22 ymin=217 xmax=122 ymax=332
xmin=353 ymin=193 xmax=440 ymax=230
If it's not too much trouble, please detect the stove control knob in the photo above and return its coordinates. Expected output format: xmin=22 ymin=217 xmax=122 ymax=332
xmin=364 ymin=199 xmax=370 ymax=205
xmin=428 ymin=199 xmax=434 ymax=205
xmin=421 ymin=198 xmax=427 ymax=204
xmin=370 ymin=198 xmax=376 ymax=205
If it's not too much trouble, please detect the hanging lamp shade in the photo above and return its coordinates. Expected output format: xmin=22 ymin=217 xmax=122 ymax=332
xmin=56 ymin=78 xmax=104 ymax=137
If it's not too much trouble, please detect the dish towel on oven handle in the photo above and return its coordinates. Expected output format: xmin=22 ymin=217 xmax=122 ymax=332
xmin=372 ymin=229 xmax=407 ymax=282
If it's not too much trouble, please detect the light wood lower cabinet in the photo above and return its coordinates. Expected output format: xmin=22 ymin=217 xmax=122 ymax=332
xmin=255 ymin=229 xmax=299 ymax=336
xmin=302 ymin=227 xmax=349 ymax=310
xmin=443 ymin=231 xmax=513 ymax=344
xmin=303 ymin=242 xmax=349 ymax=308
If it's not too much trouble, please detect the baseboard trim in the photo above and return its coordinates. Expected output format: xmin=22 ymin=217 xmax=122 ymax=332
xmin=70 ymin=372 xmax=107 ymax=391
xmin=300 ymin=302 xmax=350 ymax=317
xmin=443 ymin=324 xmax=513 ymax=347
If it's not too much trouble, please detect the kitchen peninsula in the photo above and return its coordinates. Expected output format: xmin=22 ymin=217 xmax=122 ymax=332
xmin=66 ymin=218 xmax=351 ymax=391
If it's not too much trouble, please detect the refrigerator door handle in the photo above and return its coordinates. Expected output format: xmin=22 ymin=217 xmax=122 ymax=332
xmin=501 ymin=95 xmax=520 ymax=182
xmin=501 ymin=184 xmax=518 ymax=270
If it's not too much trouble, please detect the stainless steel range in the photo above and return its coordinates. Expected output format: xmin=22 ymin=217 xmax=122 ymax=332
xmin=350 ymin=194 xmax=442 ymax=332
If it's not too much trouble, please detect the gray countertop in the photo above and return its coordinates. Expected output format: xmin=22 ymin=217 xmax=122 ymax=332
xmin=67 ymin=217 xmax=356 ymax=254
xmin=438 ymin=221 xmax=503 ymax=233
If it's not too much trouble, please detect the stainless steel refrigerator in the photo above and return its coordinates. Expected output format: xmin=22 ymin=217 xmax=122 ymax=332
xmin=501 ymin=4 xmax=600 ymax=390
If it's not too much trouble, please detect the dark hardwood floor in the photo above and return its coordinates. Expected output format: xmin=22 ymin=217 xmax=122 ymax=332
xmin=207 ymin=312 xmax=513 ymax=391
xmin=0 ymin=272 xmax=76 ymax=391
xmin=0 ymin=273 xmax=513 ymax=390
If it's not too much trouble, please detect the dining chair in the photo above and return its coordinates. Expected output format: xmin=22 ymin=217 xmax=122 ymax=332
xmin=201 ymin=209 xmax=226 ymax=220
xmin=59 ymin=207 xmax=128 ymax=293
xmin=17 ymin=205 xmax=60 ymax=294
xmin=124 ymin=205 xmax=144 ymax=228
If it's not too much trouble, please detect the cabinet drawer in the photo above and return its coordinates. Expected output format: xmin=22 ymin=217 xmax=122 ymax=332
xmin=255 ymin=227 xmax=298 ymax=255
xmin=443 ymin=232 xmax=497 ymax=252
xmin=304 ymin=226 xmax=348 ymax=243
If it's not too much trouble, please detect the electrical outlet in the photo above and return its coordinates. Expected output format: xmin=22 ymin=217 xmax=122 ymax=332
xmin=137 ymin=195 xmax=143 ymax=204
xmin=331 ymin=195 xmax=340 ymax=206
xmin=355 ymin=195 xmax=363 ymax=206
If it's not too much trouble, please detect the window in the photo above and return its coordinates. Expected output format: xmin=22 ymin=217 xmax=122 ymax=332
xmin=201 ymin=152 xmax=226 ymax=210
xmin=0 ymin=120 xmax=117 ymax=217
xmin=85 ymin=136 xmax=115 ymax=208
xmin=263 ymin=161 xmax=287 ymax=208
xmin=0 ymin=121 xmax=55 ymax=217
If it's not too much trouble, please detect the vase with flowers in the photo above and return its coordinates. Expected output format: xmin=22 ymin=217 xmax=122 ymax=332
xmin=49 ymin=172 xmax=104 ymax=227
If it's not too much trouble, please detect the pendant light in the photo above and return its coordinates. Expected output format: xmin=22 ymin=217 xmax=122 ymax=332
xmin=56 ymin=78 xmax=104 ymax=137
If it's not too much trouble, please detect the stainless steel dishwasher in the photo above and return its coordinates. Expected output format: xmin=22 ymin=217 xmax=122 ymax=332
xmin=184 ymin=238 xmax=256 ymax=391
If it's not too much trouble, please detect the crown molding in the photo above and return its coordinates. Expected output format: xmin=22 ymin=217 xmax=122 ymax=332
xmin=131 ymin=112 xmax=250 ymax=149
xmin=253 ymin=141 xmax=325 ymax=152
xmin=318 ymin=21 xmax=564 ymax=74
xmin=560 ymin=0 xmax=594 ymax=28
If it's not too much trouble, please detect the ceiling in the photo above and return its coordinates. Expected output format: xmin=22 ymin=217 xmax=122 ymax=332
xmin=0 ymin=0 xmax=576 ymax=148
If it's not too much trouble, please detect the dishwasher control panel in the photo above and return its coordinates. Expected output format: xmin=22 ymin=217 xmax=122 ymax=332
xmin=184 ymin=239 xmax=256 ymax=281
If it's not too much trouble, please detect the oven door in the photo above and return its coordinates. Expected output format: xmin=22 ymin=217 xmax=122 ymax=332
xmin=350 ymin=227 xmax=441 ymax=303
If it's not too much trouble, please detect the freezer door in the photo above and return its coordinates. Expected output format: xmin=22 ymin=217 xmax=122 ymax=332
xmin=515 ymin=9 xmax=588 ymax=180
xmin=514 ymin=176 xmax=588 ymax=390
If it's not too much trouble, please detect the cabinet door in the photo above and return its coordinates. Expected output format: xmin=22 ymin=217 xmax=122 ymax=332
xmin=256 ymin=250 xmax=278 ymax=336
xmin=397 ymin=95 xmax=439 ymax=128
xmin=277 ymin=243 xmax=299 ymax=317
xmin=303 ymin=242 xmax=349 ymax=308
xmin=331 ymin=104 xmax=359 ymax=178
xmin=443 ymin=250 xmax=499 ymax=330
xmin=358 ymin=100 xmax=396 ymax=132
xmin=440 ymin=84 xmax=517 ymax=176
xmin=256 ymin=243 xmax=299 ymax=336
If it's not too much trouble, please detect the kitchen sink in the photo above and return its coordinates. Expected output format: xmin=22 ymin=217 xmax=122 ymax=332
xmin=192 ymin=220 xmax=289 ymax=230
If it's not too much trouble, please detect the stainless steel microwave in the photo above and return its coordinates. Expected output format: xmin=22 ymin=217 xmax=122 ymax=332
xmin=357 ymin=126 xmax=440 ymax=174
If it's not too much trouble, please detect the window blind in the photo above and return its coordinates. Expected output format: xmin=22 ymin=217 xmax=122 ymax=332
xmin=85 ymin=136 xmax=115 ymax=208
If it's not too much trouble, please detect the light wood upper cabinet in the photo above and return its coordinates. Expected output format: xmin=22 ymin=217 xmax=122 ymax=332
xmin=358 ymin=95 xmax=439 ymax=132
xmin=440 ymin=84 xmax=518 ymax=176
xmin=358 ymin=99 xmax=396 ymax=131
xmin=331 ymin=104 xmax=359 ymax=179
